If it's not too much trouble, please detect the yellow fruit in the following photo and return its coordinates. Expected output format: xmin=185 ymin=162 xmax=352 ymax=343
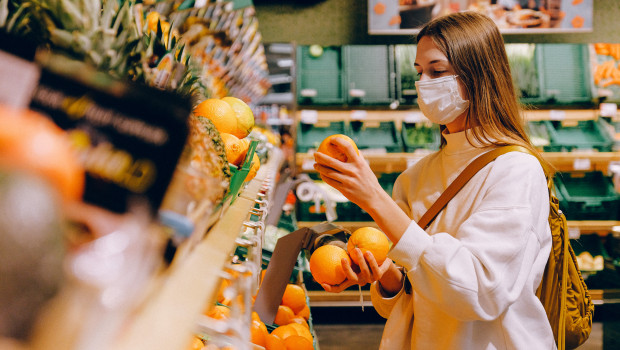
xmin=287 ymin=323 xmax=313 ymax=343
xmin=281 ymin=284 xmax=307 ymax=314
xmin=309 ymin=245 xmax=351 ymax=285
xmin=283 ymin=335 xmax=314 ymax=350
xmin=193 ymin=99 xmax=237 ymax=134
xmin=296 ymin=304 xmax=310 ymax=321
xmin=187 ymin=336 xmax=204 ymax=350
xmin=0 ymin=106 xmax=85 ymax=202
xmin=289 ymin=316 xmax=309 ymax=329
xmin=221 ymin=96 xmax=255 ymax=138
xmin=347 ymin=227 xmax=391 ymax=264
xmin=204 ymin=304 xmax=230 ymax=320
xmin=220 ymin=133 xmax=249 ymax=166
xmin=245 ymin=153 xmax=260 ymax=182
xmin=250 ymin=319 xmax=268 ymax=347
xmin=274 ymin=305 xmax=295 ymax=326
xmin=265 ymin=333 xmax=287 ymax=350
xmin=317 ymin=134 xmax=359 ymax=162
xmin=271 ymin=324 xmax=298 ymax=340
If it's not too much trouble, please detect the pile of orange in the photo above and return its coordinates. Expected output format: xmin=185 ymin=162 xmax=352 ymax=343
xmin=249 ymin=281 xmax=314 ymax=350
xmin=309 ymin=227 xmax=390 ymax=286
xmin=193 ymin=97 xmax=259 ymax=181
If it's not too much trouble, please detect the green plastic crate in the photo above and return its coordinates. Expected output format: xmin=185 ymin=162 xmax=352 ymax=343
xmin=343 ymin=45 xmax=395 ymax=105
xmin=507 ymin=44 xmax=593 ymax=106
xmin=348 ymin=120 xmax=403 ymax=153
xmin=401 ymin=122 xmax=440 ymax=152
xmin=395 ymin=45 xmax=419 ymax=104
xmin=537 ymin=44 xmax=593 ymax=105
xmin=296 ymin=121 xmax=347 ymax=153
xmin=539 ymin=119 xmax=614 ymax=152
xmin=554 ymin=171 xmax=620 ymax=220
xmin=297 ymin=46 xmax=345 ymax=105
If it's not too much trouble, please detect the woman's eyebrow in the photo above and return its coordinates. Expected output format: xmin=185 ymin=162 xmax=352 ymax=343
xmin=414 ymin=59 xmax=448 ymax=67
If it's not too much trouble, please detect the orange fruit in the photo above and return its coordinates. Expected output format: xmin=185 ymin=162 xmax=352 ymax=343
xmin=0 ymin=106 xmax=85 ymax=202
xmin=187 ymin=336 xmax=204 ymax=350
xmin=287 ymin=323 xmax=313 ymax=343
xmin=347 ymin=227 xmax=390 ymax=264
xmin=221 ymin=96 xmax=255 ymax=138
xmin=265 ymin=333 xmax=287 ymax=350
xmin=309 ymin=245 xmax=351 ymax=285
xmin=296 ymin=304 xmax=310 ymax=321
xmin=283 ymin=335 xmax=314 ymax=350
xmin=250 ymin=319 xmax=268 ymax=347
xmin=204 ymin=304 xmax=230 ymax=320
xmin=274 ymin=305 xmax=295 ymax=326
xmin=219 ymin=133 xmax=249 ymax=166
xmin=289 ymin=316 xmax=309 ymax=328
xmin=245 ymin=153 xmax=260 ymax=182
xmin=271 ymin=324 xmax=298 ymax=340
xmin=317 ymin=134 xmax=359 ymax=162
xmin=281 ymin=284 xmax=307 ymax=314
xmin=193 ymin=99 xmax=237 ymax=134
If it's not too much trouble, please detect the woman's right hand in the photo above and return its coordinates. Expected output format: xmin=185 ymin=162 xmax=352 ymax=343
xmin=321 ymin=247 xmax=394 ymax=293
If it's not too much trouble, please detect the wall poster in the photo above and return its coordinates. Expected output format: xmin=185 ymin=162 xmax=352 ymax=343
xmin=369 ymin=0 xmax=593 ymax=35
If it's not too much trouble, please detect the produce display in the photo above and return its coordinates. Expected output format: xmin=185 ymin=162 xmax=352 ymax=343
xmin=592 ymin=43 xmax=620 ymax=102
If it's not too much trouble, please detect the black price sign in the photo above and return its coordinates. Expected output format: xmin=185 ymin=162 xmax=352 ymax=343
xmin=29 ymin=68 xmax=191 ymax=214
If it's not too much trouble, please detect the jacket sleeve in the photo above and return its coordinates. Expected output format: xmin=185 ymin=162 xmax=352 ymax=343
xmin=388 ymin=154 xmax=549 ymax=321
xmin=370 ymin=280 xmax=407 ymax=319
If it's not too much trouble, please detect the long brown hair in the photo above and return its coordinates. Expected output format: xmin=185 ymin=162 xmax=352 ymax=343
xmin=417 ymin=11 xmax=553 ymax=176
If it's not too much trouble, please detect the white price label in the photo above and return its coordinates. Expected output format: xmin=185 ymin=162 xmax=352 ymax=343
xmin=573 ymin=158 xmax=591 ymax=170
xmin=404 ymin=111 xmax=426 ymax=123
xmin=549 ymin=110 xmax=566 ymax=120
xmin=351 ymin=110 xmax=367 ymax=120
xmin=302 ymin=158 xmax=316 ymax=171
xmin=600 ymin=103 xmax=618 ymax=118
xmin=300 ymin=110 xmax=318 ymax=124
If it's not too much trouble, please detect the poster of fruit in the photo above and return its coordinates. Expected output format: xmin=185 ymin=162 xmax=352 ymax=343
xmin=591 ymin=44 xmax=620 ymax=104
xmin=368 ymin=0 xmax=593 ymax=34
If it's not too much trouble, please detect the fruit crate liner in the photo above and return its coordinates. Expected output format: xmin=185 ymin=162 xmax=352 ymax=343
xmin=554 ymin=171 xmax=620 ymax=220
xmin=253 ymin=222 xmax=350 ymax=325
xmin=223 ymin=140 xmax=259 ymax=205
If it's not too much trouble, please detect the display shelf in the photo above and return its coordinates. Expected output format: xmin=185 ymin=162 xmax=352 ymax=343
xmin=298 ymin=221 xmax=620 ymax=237
xmin=295 ymin=108 xmax=602 ymax=125
xmin=307 ymin=289 xmax=620 ymax=307
xmin=296 ymin=151 xmax=620 ymax=175
xmin=111 ymin=153 xmax=282 ymax=350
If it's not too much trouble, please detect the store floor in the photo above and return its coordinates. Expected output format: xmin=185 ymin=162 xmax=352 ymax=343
xmin=310 ymin=305 xmax=617 ymax=350
xmin=313 ymin=323 xmax=603 ymax=350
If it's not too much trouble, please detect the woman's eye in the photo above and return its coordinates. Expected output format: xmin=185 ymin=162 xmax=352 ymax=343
xmin=433 ymin=71 xmax=447 ymax=76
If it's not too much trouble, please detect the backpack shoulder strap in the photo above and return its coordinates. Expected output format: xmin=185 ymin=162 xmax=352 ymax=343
xmin=418 ymin=145 xmax=529 ymax=229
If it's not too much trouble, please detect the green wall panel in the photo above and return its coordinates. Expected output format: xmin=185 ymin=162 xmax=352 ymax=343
xmin=255 ymin=0 xmax=620 ymax=46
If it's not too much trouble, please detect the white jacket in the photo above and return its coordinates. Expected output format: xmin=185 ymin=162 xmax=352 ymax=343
xmin=370 ymin=129 xmax=555 ymax=349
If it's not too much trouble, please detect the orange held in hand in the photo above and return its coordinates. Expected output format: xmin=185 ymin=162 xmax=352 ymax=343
xmin=309 ymin=245 xmax=352 ymax=285
xmin=347 ymin=227 xmax=391 ymax=264
xmin=317 ymin=134 xmax=359 ymax=162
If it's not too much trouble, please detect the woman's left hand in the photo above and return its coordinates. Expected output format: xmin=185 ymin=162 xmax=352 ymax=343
xmin=321 ymin=247 xmax=393 ymax=293
xmin=313 ymin=138 xmax=383 ymax=212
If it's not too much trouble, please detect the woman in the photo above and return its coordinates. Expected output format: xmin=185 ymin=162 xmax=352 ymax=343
xmin=313 ymin=11 xmax=556 ymax=349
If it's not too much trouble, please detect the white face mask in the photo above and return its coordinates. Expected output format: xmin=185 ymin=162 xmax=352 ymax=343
xmin=415 ymin=75 xmax=469 ymax=125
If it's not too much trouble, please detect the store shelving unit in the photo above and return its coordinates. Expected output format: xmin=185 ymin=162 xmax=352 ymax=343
xmin=112 ymin=151 xmax=283 ymax=350
xmin=293 ymin=108 xmax=620 ymax=307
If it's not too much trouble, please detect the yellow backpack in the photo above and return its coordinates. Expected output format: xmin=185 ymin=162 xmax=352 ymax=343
xmin=418 ymin=145 xmax=594 ymax=349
